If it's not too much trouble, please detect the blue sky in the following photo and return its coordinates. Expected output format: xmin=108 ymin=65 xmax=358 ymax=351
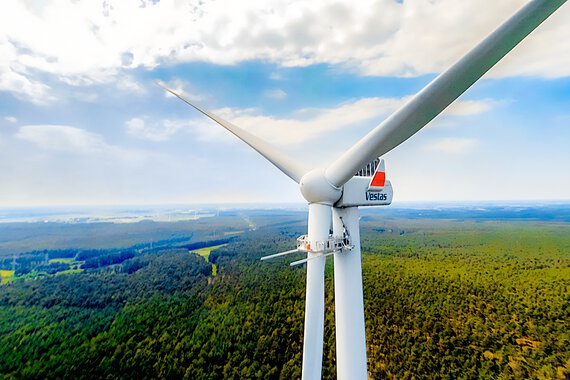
xmin=0 ymin=0 xmax=569 ymax=206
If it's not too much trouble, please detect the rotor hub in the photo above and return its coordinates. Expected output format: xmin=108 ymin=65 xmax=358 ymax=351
xmin=299 ymin=168 xmax=342 ymax=204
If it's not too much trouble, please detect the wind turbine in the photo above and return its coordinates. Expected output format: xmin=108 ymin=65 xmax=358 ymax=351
xmin=159 ymin=0 xmax=566 ymax=378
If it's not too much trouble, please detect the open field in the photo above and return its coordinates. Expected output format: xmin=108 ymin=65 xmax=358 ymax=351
xmin=193 ymin=244 xmax=228 ymax=260
xmin=0 ymin=270 xmax=14 ymax=284
xmin=55 ymin=269 xmax=84 ymax=276
xmin=192 ymin=244 xmax=227 ymax=276
xmin=49 ymin=258 xmax=74 ymax=264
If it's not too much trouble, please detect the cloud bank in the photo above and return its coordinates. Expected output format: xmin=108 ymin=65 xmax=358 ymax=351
xmin=1 ymin=0 xmax=568 ymax=103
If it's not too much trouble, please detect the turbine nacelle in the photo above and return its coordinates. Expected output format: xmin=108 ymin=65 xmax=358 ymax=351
xmin=335 ymin=159 xmax=393 ymax=208
xmin=300 ymin=160 xmax=393 ymax=207
xmin=335 ymin=176 xmax=393 ymax=208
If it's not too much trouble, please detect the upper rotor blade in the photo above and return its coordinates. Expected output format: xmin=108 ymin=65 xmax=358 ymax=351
xmin=158 ymin=83 xmax=307 ymax=183
xmin=325 ymin=0 xmax=566 ymax=188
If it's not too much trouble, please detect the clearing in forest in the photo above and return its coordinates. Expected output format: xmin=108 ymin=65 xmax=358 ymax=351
xmin=0 ymin=269 xmax=15 ymax=284
xmin=192 ymin=243 xmax=227 ymax=276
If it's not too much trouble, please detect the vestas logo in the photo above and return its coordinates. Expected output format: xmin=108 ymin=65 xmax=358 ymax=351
xmin=365 ymin=192 xmax=387 ymax=201
xmin=368 ymin=163 xmax=386 ymax=191
xmin=364 ymin=159 xmax=389 ymax=202
xmin=369 ymin=171 xmax=386 ymax=188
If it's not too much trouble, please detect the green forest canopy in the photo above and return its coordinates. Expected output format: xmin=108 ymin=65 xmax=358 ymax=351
xmin=0 ymin=210 xmax=569 ymax=379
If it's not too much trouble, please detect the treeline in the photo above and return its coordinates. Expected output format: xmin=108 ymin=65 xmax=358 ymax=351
xmin=81 ymin=251 xmax=136 ymax=269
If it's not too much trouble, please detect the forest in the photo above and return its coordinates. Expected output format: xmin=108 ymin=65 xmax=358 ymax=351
xmin=0 ymin=206 xmax=569 ymax=379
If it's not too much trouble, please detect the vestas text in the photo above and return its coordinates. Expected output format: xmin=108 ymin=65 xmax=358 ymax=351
xmin=365 ymin=192 xmax=388 ymax=201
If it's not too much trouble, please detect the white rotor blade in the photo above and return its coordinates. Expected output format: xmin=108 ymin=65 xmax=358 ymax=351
xmin=158 ymin=83 xmax=307 ymax=183
xmin=325 ymin=0 xmax=566 ymax=188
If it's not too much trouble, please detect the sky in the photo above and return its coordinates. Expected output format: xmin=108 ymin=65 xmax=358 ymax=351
xmin=0 ymin=0 xmax=569 ymax=207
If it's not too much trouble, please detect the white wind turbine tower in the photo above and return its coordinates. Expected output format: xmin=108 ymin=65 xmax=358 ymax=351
xmin=160 ymin=1 xmax=566 ymax=378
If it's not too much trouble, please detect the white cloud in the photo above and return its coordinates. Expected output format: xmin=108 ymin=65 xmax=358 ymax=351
xmin=264 ymin=89 xmax=287 ymax=100
xmin=426 ymin=138 xmax=478 ymax=154
xmin=2 ymin=124 xmax=194 ymax=206
xmin=269 ymin=72 xmax=284 ymax=81
xmin=116 ymin=76 xmax=147 ymax=95
xmin=17 ymin=125 xmax=108 ymax=153
xmin=0 ymin=69 xmax=54 ymax=104
xmin=0 ymin=0 xmax=567 ymax=104
xmin=16 ymin=124 xmax=145 ymax=163
xmin=4 ymin=116 xmax=17 ymax=123
xmin=0 ymin=39 xmax=56 ymax=104
xmin=125 ymin=117 xmax=187 ymax=142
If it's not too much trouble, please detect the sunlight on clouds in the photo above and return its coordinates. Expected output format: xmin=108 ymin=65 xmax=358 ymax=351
xmin=0 ymin=0 xmax=568 ymax=104
xmin=0 ymin=70 xmax=55 ymax=104
xmin=0 ymin=40 xmax=56 ymax=104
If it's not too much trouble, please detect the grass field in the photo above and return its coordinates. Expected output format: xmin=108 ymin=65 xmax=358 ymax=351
xmin=192 ymin=244 xmax=227 ymax=276
xmin=0 ymin=270 xmax=15 ymax=284
xmin=49 ymin=258 xmax=75 ymax=264
xmin=55 ymin=269 xmax=84 ymax=276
